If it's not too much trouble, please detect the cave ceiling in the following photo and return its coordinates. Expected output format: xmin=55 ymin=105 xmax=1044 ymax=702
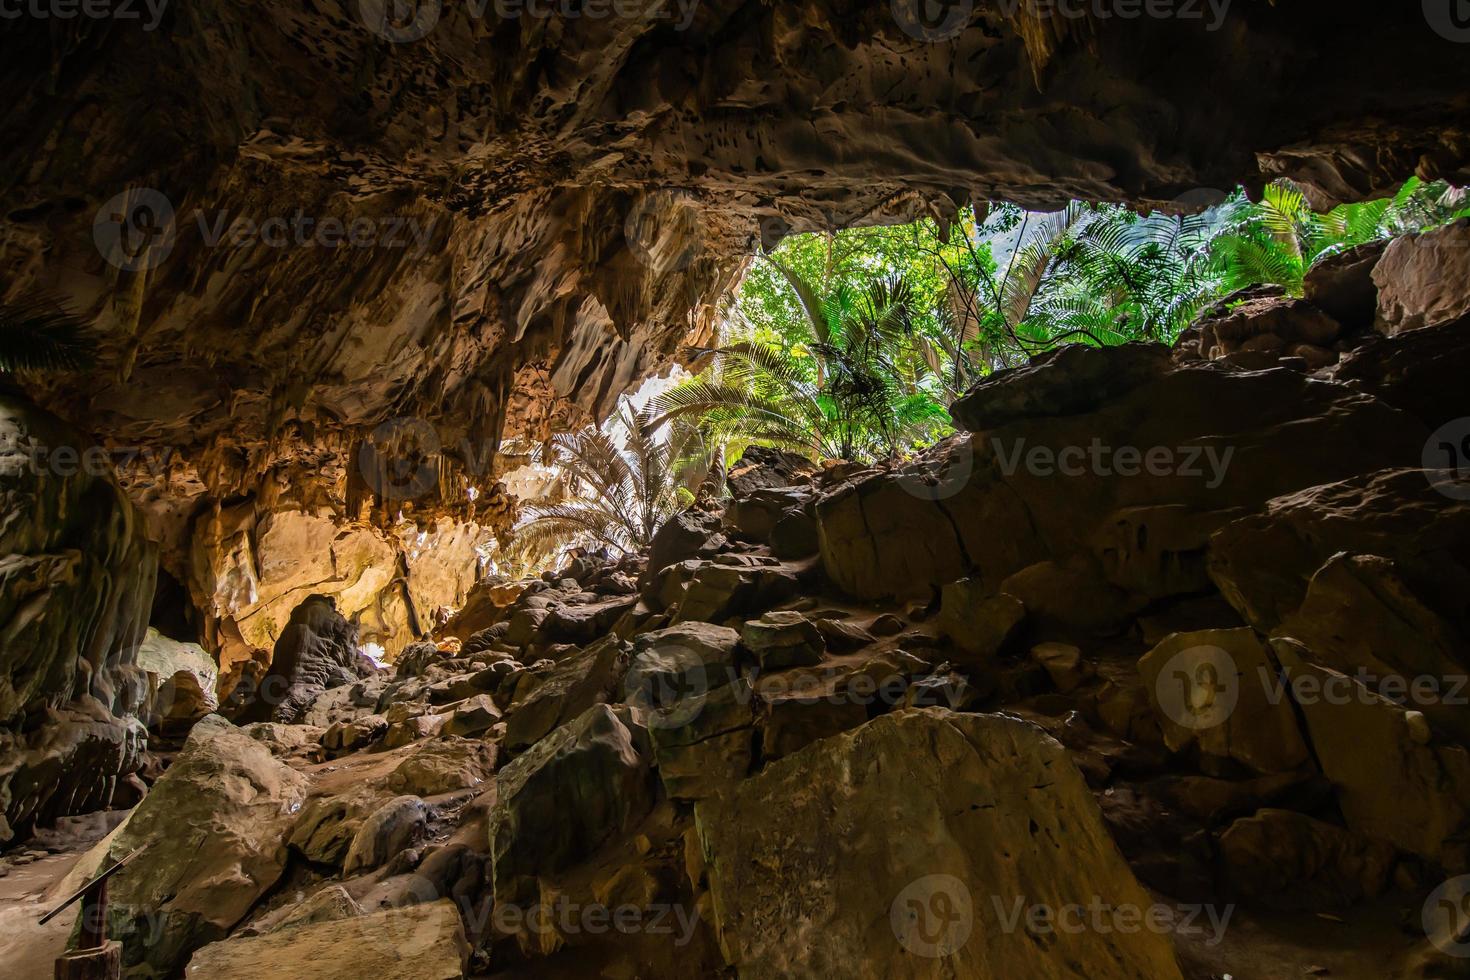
xmin=1 ymin=0 xmax=1466 ymax=517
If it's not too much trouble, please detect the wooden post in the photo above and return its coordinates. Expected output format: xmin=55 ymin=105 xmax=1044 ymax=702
xmin=39 ymin=843 xmax=147 ymax=980
xmin=54 ymin=941 xmax=121 ymax=980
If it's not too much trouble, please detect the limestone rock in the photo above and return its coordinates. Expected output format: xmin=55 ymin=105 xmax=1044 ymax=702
xmin=1276 ymin=553 xmax=1470 ymax=740
xmin=1335 ymin=313 xmax=1470 ymax=431
xmin=935 ymin=580 xmax=1025 ymax=661
xmin=758 ymin=692 xmax=869 ymax=761
xmin=290 ymin=786 xmax=390 ymax=867
xmin=740 ymin=611 xmax=826 ymax=670
xmin=725 ymin=446 xmax=818 ymax=496
xmin=623 ymin=622 xmax=742 ymax=721
xmin=1138 ymin=628 xmax=1309 ymax=774
xmin=949 ymin=343 xmax=1172 ymax=431
xmin=185 ymin=899 xmax=467 ymax=979
xmin=1218 ymin=808 xmax=1395 ymax=909
xmin=241 ymin=721 xmax=326 ymax=759
xmin=1374 ymin=218 xmax=1470 ymax=334
xmin=234 ymin=595 xmax=373 ymax=724
xmin=343 ymin=796 xmax=429 ymax=875
xmin=1207 ymin=468 xmax=1470 ymax=634
xmin=0 ymin=395 xmax=157 ymax=840
xmin=99 ymin=714 xmax=309 ymax=976
xmin=649 ymin=680 xmax=757 ymax=800
xmin=503 ymin=635 xmax=627 ymax=751
xmin=387 ymin=738 xmax=494 ymax=798
xmin=695 ymin=709 xmax=1183 ymax=978
xmin=252 ymin=885 xmax=364 ymax=935
xmin=489 ymin=705 xmax=655 ymax=898
xmin=440 ymin=694 xmax=502 ymax=738
xmin=136 ymin=628 xmax=218 ymax=721
xmin=1030 ymin=642 xmax=1086 ymax=692
xmin=1090 ymin=504 xmax=1246 ymax=600
xmin=1193 ymin=296 xmax=1342 ymax=364
xmin=645 ymin=509 xmax=724 ymax=578
xmin=395 ymin=641 xmax=445 ymax=680
xmin=1275 ymin=644 xmax=1470 ymax=870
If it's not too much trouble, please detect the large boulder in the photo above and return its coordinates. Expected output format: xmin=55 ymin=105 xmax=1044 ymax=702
xmin=622 ymin=622 xmax=742 ymax=715
xmin=1373 ymin=218 xmax=1470 ymax=335
xmin=502 ymin=634 xmax=628 ymax=751
xmin=725 ymin=445 xmax=818 ymax=496
xmin=98 ymin=714 xmax=309 ymax=977
xmin=1334 ymin=313 xmax=1470 ymax=431
xmin=1137 ymin=628 xmax=1309 ymax=774
xmin=184 ymin=899 xmax=468 ymax=979
xmin=1207 ymin=468 xmax=1470 ymax=636
xmin=232 ymin=594 xmax=373 ymax=724
xmin=821 ymin=354 xmax=1422 ymax=601
xmin=0 ymin=394 xmax=158 ymax=842
xmin=489 ymin=705 xmax=655 ymax=900
xmin=694 ymin=709 xmax=1183 ymax=978
xmin=644 ymin=509 xmax=724 ymax=578
xmin=934 ymin=581 xmax=1025 ymax=662
xmin=949 ymin=342 xmax=1172 ymax=432
xmin=1275 ymin=643 xmax=1470 ymax=870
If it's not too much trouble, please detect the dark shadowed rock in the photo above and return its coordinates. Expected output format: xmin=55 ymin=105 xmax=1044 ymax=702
xmin=1303 ymin=239 xmax=1389 ymax=329
xmin=950 ymin=343 xmax=1172 ymax=432
xmin=233 ymin=595 xmax=370 ymax=725
xmin=489 ymin=705 xmax=655 ymax=898
xmin=695 ymin=709 xmax=1183 ymax=978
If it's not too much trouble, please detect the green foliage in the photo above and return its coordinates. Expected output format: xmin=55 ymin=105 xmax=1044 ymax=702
xmin=0 ymin=295 xmax=98 ymax=374
xmin=658 ymin=259 xmax=956 ymax=464
xmin=1207 ymin=177 xmax=1470 ymax=296
xmin=511 ymin=403 xmax=722 ymax=562
xmin=667 ymin=177 xmax=1468 ymax=467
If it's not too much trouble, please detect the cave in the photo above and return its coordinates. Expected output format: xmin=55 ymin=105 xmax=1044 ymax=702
xmin=3 ymin=1 xmax=1470 ymax=977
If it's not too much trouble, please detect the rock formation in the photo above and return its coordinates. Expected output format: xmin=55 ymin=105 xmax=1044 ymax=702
xmin=4 ymin=3 xmax=1470 ymax=978
xmin=2 ymin=229 xmax=1459 ymax=975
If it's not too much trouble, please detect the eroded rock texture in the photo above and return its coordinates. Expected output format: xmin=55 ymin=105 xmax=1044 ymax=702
xmin=4 ymin=5 xmax=1470 ymax=977
xmin=0 ymin=395 xmax=156 ymax=842
xmin=2 ymin=2 xmax=1468 ymax=602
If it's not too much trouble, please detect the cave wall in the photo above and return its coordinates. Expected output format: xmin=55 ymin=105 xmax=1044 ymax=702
xmin=1 ymin=0 xmax=1468 ymax=838
xmin=0 ymin=395 xmax=157 ymax=841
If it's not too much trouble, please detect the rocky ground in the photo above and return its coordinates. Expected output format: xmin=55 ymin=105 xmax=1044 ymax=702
xmin=5 ymin=219 xmax=1470 ymax=978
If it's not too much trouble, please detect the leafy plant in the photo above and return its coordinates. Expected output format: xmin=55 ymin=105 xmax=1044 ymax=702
xmin=658 ymin=262 xmax=953 ymax=464
xmin=1207 ymin=177 xmax=1470 ymax=295
xmin=0 ymin=295 xmax=98 ymax=374
xmin=511 ymin=403 xmax=722 ymax=561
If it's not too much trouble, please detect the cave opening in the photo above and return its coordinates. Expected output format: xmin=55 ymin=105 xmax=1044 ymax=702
xmin=3 ymin=2 xmax=1470 ymax=978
